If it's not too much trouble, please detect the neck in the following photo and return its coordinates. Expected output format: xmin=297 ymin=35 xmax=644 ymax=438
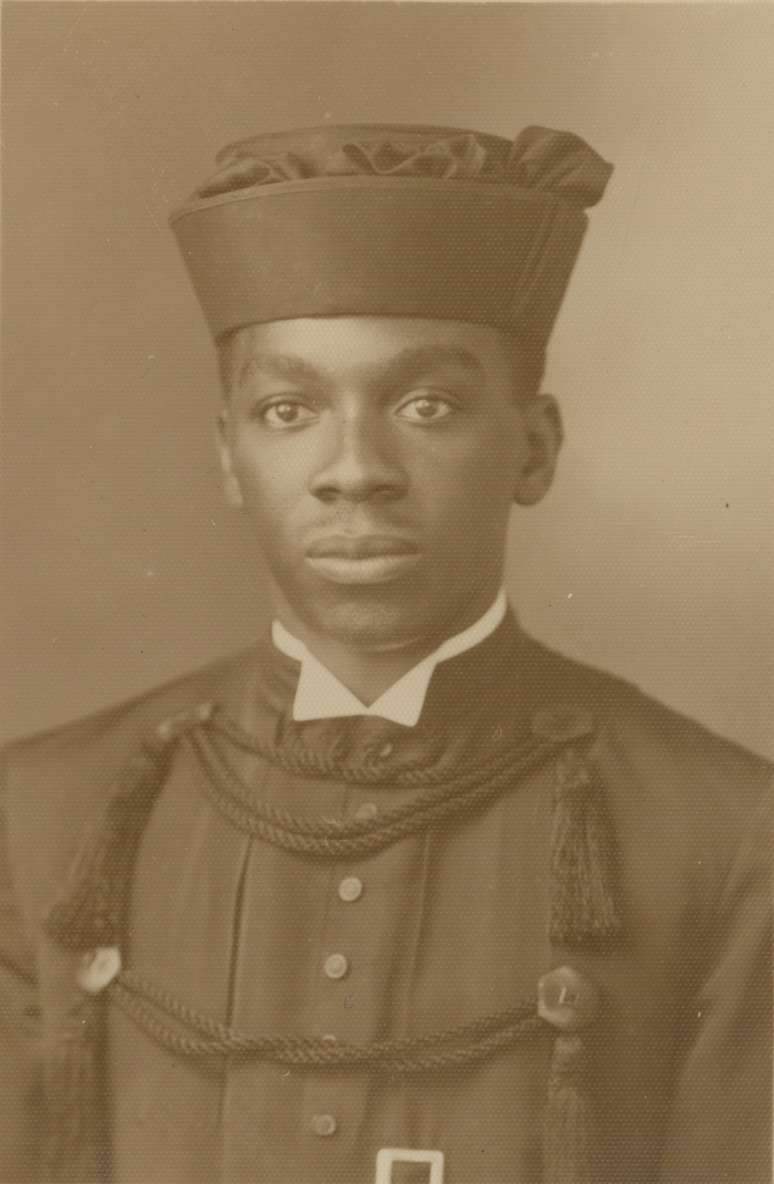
xmin=274 ymin=591 xmax=504 ymax=706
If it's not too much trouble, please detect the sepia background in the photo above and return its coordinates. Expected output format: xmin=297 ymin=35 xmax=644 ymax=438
xmin=2 ymin=2 xmax=773 ymax=756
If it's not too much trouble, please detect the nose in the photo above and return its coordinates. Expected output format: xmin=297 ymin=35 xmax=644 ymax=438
xmin=309 ymin=410 xmax=407 ymax=504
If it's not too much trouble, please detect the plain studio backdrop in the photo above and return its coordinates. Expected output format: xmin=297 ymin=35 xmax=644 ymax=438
xmin=2 ymin=2 xmax=772 ymax=757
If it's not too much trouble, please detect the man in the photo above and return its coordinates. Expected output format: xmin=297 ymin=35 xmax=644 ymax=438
xmin=0 ymin=123 xmax=770 ymax=1184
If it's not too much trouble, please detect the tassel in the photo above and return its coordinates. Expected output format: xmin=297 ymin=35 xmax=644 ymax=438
xmin=549 ymin=747 xmax=622 ymax=945
xmin=43 ymin=992 xmax=108 ymax=1183
xmin=41 ymin=704 xmax=211 ymax=1182
xmin=44 ymin=742 xmax=171 ymax=951
xmin=41 ymin=738 xmax=169 ymax=1182
xmin=543 ymin=1033 xmax=594 ymax=1184
xmin=40 ymin=738 xmax=163 ymax=1184
xmin=44 ymin=704 xmax=212 ymax=952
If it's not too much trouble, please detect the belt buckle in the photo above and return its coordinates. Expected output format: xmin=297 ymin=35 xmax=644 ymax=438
xmin=375 ymin=1148 xmax=444 ymax=1184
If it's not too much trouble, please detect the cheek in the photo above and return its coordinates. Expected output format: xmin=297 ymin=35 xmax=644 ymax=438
xmin=417 ymin=427 xmax=522 ymax=519
xmin=230 ymin=430 xmax=297 ymax=493
xmin=228 ymin=441 xmax=303 ymax=535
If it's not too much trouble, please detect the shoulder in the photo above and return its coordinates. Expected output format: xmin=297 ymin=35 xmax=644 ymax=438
xmin=3 ymin=646 xmax=257 ymax=780
xmin=526 ymin=635 xmax=771 ymax=795
xmin=1 ymin=648 xmax=260 ymax=926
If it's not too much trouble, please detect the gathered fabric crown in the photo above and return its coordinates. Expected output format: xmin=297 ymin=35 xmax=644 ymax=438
xmin=170 ymin=122 xmax=613 ymax=342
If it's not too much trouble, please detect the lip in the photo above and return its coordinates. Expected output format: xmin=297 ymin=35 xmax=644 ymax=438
xmin=306 ymin=534 xmax=420 ymax=560
xmin=305 ymin=552 xmax=422 ymax=585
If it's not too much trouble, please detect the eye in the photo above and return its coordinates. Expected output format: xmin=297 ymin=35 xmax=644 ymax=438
xmin=396 ymin=390 xmax=455 ymax=423
xmin=258 ymin=398 xmax=317 ymax=429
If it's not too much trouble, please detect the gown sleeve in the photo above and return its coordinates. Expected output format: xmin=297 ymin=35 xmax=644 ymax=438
xmin=659 ymin=784 xmax=772 ymax=1184
xmin=0 ymin=757 xmax=43 ymax=1184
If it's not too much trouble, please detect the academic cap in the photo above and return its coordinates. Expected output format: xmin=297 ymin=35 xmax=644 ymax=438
xmin=170 ymin=123 xmax=612 ymax=342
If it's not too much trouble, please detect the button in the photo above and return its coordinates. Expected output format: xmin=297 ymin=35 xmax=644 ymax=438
xmin=153 ymin=702 xmax=213 ymax=745
xmin=310 ymin=1113 xmax=337 ymax=1137
xmin=537 ymin=965 xmax=600 ymax=1032
xmin=354 ymin=802 xmax=378 ymax=822
xmin=365 ymin=741 xmax=394 ymax=762
xmin=76 ymin=946 xmax=122 ymax=994
xmin=323 ymin=953 xmax=349 ymax=980
xmin=321 ymin=1033 xmax=338 ymax=1044
xmin=530 ymin=704 xmax=594 ymax=743
xmin=338 ymin=876 xmax=364 ymax=903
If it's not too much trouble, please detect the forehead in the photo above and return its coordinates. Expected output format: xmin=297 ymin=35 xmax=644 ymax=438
xmin=229 ymin=317 xmax=511 ymax=380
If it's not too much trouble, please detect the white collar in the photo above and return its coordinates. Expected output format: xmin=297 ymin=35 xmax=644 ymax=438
xmin=272 ymin=590 xmax=508 ymax=727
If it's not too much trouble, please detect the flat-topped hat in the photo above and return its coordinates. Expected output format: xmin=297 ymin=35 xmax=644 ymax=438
xmin=170 ymin=123 xmax=613 ymax=343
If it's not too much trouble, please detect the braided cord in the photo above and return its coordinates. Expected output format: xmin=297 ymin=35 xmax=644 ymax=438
xmin=187 ymin=726 xmax=559 ymax=857
xmin=209 ymin=707 xmax=544 ymax=786
xmin=110 ymin=969 xmax=544 ymax=1072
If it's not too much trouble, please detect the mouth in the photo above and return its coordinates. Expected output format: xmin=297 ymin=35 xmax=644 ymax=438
xmin=305 ymin=534 xmax=422 ymax=585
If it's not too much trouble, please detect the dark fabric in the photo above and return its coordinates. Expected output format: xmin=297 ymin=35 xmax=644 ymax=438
xmin=170 ymin=123 xmax=612 ymax=341
xmin=190 ymin=125 xmax=611 ymax=207
xmin=0 ymin=785 xmax=41 ymax=1184
xmin=1 ymin=620 xmax=771 ymax=1183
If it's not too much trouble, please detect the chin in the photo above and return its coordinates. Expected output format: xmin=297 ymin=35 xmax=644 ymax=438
xmin=297 ymin=595 xmax=436 ymax=653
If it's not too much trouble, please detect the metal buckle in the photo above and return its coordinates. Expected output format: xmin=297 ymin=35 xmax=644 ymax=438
xmin=375 ymin=1148 xmax=444 ymax=1184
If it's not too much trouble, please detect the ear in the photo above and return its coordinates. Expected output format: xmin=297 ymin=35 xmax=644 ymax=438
xmin=513 ymin=394 xmax=563 ymax=507
xmin=216 ymin=409 xmax=244 ymax=509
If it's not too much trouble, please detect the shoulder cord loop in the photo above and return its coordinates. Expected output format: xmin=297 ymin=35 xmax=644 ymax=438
xmin=46 ymin=717 xmax=565 ymax=951
xmin=110 ymin=968 xmax=544 ymax=1071
xmin=187 ymin=723 xmax=560 ymax=856
xmin=190 ymin=723 xmax=622 ymax=945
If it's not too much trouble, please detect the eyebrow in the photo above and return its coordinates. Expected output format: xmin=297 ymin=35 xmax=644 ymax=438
xmin=237 ymin=344 xmax=486 ymax=390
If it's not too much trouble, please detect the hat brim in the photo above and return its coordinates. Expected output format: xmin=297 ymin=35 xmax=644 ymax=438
xmin=171 ymin=176 xmax=587 ymax=341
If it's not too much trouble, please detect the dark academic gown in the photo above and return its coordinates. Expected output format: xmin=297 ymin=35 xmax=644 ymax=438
xmin=1 ymin=616 xmax=771 ymax=1183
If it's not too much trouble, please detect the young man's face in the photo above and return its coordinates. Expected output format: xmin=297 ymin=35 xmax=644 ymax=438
xmin=218 ymin=317 xmax=560 ymax=651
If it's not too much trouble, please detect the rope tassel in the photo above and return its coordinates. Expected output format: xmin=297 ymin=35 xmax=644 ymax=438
xmin=44 ymin=705 xmax=212 ymax=953
xmin=41 ymin=736 xmax=175 ymax=1182
xmin=43 ymin=993 xmax=106 ymax=1183
xmin=549 ymin=747 xmax=622 ymax=945
xmin=41 ymin=707 xmax=212 ymax=1182
xmin=45 ymin=743 xmax=171 ymax=951
xmin=543 ymin=1034 xmax=594 ymax=1184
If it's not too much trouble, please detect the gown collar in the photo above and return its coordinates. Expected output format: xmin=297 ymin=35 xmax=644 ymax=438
xmin=216 ymin=605 xmax=547 ymax=778
xmin=271 ymin=590 xmax=508 ymax=726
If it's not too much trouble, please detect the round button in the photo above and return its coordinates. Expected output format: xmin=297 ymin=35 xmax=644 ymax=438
xmin=338 ymin=876 xmax=364 ymax=903
xmin=323 ymin=953 xmax=349 ymax=980
xmin=537 ymin=965 xmax=600 ymax=1032
xmin=321 ymin=1033 xmax=338 ymax=1044
xmin=76 ymin=946 xmax=122 ymax=994
xmin=310 ymin=1113 xmax=337 ymax=1137
xmin=354 ymin=802 xmax=378 ymax=822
